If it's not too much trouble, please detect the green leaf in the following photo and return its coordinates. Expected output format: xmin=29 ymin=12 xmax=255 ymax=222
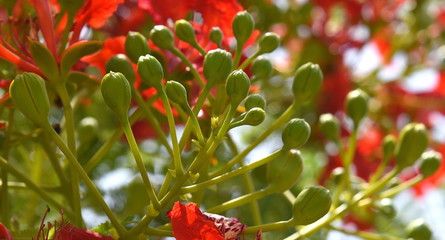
xmin=91 ymin=221 xmax=113 ymax=235
xmin=29 ymin=40 xmax=59 ymax=81
xmin=60 ymin=40 xmax=102 ymax=78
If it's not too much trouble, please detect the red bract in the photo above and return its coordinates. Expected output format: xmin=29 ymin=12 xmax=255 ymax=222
xmin=0 ymin=223 xmax=13 ymax=240
xmin=167 ymin=202 xmax=225 ymax=240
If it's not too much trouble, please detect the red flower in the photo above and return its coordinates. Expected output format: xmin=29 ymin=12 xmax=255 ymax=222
xmin=0 ymin=223 xmax=13 ymax=240
xmin=167 ymin=202 xmax=225 ymax=240
xmin=81 ymin=36 xmax=126 ymax=74
xmin=75 ymin=0 xmax=124 ymax=29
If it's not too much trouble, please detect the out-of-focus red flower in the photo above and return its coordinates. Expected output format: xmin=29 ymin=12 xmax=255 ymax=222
xmin=0 ymin=223 xmax=13 ymax=240
xmin=167 ymin=202 xmax=225 ymax=240
xmin=354 ymin=126 xmax=384 ymax=181
xmin=75 ymin=0 xmax=124 ymax=29
xmin=52 ymin=225 xmax=115 ymax=240
xmin=81 ymin=36 xmax=126 ymax=74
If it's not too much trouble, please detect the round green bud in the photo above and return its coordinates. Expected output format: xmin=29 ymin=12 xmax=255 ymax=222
xmin=419 ymin=151 xmax=442 ymax=177
xmin=137 ymin=54 xmax=164 ymax=90
xmin=165 ymin=80 xmax=189 ymax=108
xmin=125 ymin=31 xmax=150 ymax=63
xmin=319 ymin=113 xmax=340 ymax=142
xmin=100 ymin=72 xmax=132 ymax=119
xmin=257 ymin=32 xmax=280 ymax=54
xmin=232 ymin=11 xmax=254 ymax=48
xmin=210 ymin=27 xmax=223 ymax=46
xmin=406 ymin=219 xmax=432 ymax=240
xmin=9 ymin=73 xmax=50 ymax=125
xmin=292 ymin=186 xmax=332 ymax=225
xmin=292 ymin=62 xmax=323 ymax=104
xmin=251 ymin=57 xmax=273 ymax=80
xmin=77 ymin=117 xmax=98 ymax=143
xmin=382 ymin=135 xmax=397 ymax=160
xmin=175 ymin=20 xmax=199 ymax=46
xmin=345 ymin=89 xmax=369 ymax=128
xmin=395 ymin=123 xmax=429 ymax=170
xmin=225 ymin=69 xmax=250 ymax=107
xmin=330 ymin=167 xmax=345 ymax=185
xmin=267 ymin=149 xmax=303 ymax=192
xmin=203 ymin=49 xmax=233 ymax=86
xmin=242 ymin=107 xmax=266 ymax=126
xmin=105 ymin=54 xmax=136 ymax=85
xmin=150 ymin=25 xmax=174 ymax=50
xmin=376 ymin=198 xmax=396 ymax=219
xmin=244 ymin=94 xmax=266 ymax=110
xmin=281 ymin=118 xmax=311 ymax=149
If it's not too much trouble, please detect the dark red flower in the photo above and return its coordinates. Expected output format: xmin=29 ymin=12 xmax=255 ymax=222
xmin=0 ymin=223 xmax=13 ymax=240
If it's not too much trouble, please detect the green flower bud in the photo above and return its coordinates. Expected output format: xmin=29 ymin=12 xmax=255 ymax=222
xmin=165 ymin=80 xmax=189 ymax=109
xmin=281 ymin=118 xmax=311 ymax=149
xmin=226 ymin=70 xmax=250 ymax=107
xmin=9 ymin=73 xmax=50 ymax=125
xmin=383 ymin=135 xmax=397 ymax=160
xmin=251 ymin=57 xmax=273 ymax=80
xmin=232 ymin=11 xmax=254 ymax=48
xmin=257 ymin=32 xmax=280 ymax=54
xmin=203 ymin=49 xmax=233 ymax=86
xmin=345 ymin=89 xmax=369 ymax=128
xmin=419 ymin=151 xmax=442 ymax=177
xmin=292 ymin=186 xmax=332 ymax=225
xmin=137 ymin=54 xmax=164 ymax=90
xmin=150 ymin=25 xmax=174 ymax=50
xmin=105 ymin=54 xmax=136 ymax=85
xmin=319 ymin=113 xmax=340 ymax=142
xmin=101 ymin=72 xmax=132 ymax=120
xmin=376 ymin=198 xmax=396 ymax=219
xmin=395 ymin=123 xmax=428 ymax=170
xmin=244 ymin=94 xmax=266 ymax=110
xmin=292 ymin=62 xmax=323 ymax=104
xmin=175 ymin=20 xmax=199 ymax=46
xmin=243 ymin=107 xmax=265 ymax=126
xmin=267 ymin=149 xmax=303 ymax=192
xmin=77 ymin=117 xmax=98 ymax=143
xmin=125 ymin=31 xmax=150 ymax=63
xmin=330 ymin=167 xmax=345 ymax=185
xmin=406 ymin=219 xmax=432 ymax=240
xmin=210 ymin=27 xmax=223 ymax=46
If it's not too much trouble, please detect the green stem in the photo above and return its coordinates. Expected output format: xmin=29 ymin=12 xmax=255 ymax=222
xmin=121 ymin=119 xmax=161 ymax=209
xmin=328 ymin=225 xmax=406 ymax=240
xmin=84 ymin=107 xmax=144 ymax=173
xmin=170 ymin=47 xmax=205 ymax=87
xmin=342 ymin=129 xmax=357 ymax=198
xmin=44 ymin=124 xmax=127 ymax=237
xmin=158 ymin=90 xmax=183 ymax=176
xmin=244 ymin=220 xmax=294 ymax=233
xmin=233 ymin=45 xmax=243 ymax=69
xmin=0 ymin=109 xmax=14 ymax=227
xmin=238 ymin=51 xmax=261 ymax=70
xmin=210 ymin=102 xmax=298 ymax=177
xmin=206 ymin=187 xmax=274 ymax=213
xmin=0 ymin=156 xmax=76 ymax=220
xmin=54 ymin=84 xmax=82 ymax=226
xmin=190 ymin=42 xmax=207 ymax=57
xmin=181 ymin=150 xmax=283 ymax=193
xmin=40 ymin=136 xmax=69 ymax=188
xmin=378 ymin=175 xmax=423 ymax=199
xmin=132 ymin=89 xmax=173 ymax=156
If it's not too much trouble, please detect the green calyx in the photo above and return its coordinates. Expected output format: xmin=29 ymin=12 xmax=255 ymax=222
xmin=281 ymin=118 xmax=311 ymax=149
xmin=125 ymin=31 xmax=150 ymax=63
xmin=319 ymin=113 xmax=340 ymax=142
xmin=150 ymin=25 xmax=175 ymax=50
xmin=266 ymin=149 xmax=303 ymax=192
xmin=292 ymin=62 xmax=323 ymax=104
xmin=244 ymin=94 xmax=266 ymax=110
xmin=292 ymin=186 xmax=332 ymax=225
xmin=232 ymin=11 xmax=255 ymax=48
xmin=257 ymin=32 xmax=280 ymax=54
xmin=395 ymin=123 xmax=428 ymax=170
xmin=406 ymin=219 xmax=432 ymax=240
xmin=209 ymin=27 xmax=223 ymax=47
xmin=382 ymin=134 xmax=397 ymax=160
xmin=419 ymin=150 xmax=442 ymax=177
xmin=225 ymin=69 xmax=251 ymax=107
xmin=100 ymin=72 xmax=132 ymax=120
xmin=251 ymin=57 xmax=273 ymax=80
xmin=137 ymin=54 xmax=164 ymax=90
xmin=175 ymin=20 xmax=199 ymax=47
xmin=165 ymin=80 xmax=189 ymax=109
xmin=345 ymin=89 xmax=369 ymax=128
xmin=105 ymin=54 xmax=136 ymax=85
xmin=230 ymin=107 xmax=266 ymax=129
xmin=9 ymin=73 xmax=50 ymax=126
xmin=203 ymin=49 xmax=233 ymax=86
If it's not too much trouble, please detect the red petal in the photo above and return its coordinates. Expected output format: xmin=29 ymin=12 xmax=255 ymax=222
xmin=75 ymin=0 xmax=124 ymax=29
xmin=0 ymin=223 xmax=13 ymax=240
xmin=167 ymin=202 xmax=224 ymax=240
